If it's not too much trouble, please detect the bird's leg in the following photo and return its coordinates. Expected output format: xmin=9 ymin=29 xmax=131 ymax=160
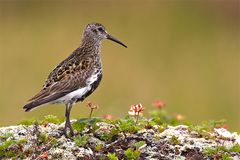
xmin=67 ymin=102 xmax=74 ymax=136
xmin=64 ymin=102 xmax=74 ymax=137
xmin=64 ymin=103 xmax=69 ymax=137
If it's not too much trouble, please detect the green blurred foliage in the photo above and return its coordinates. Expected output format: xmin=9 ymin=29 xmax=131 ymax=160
xmin=0 ymin=1 xmax=239 ymax=130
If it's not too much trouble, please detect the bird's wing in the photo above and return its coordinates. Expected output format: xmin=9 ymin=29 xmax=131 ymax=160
xmin=29 ymin=74 xmax=83 ymax=102
xmin=24 ymin=53 xmax=95 ymax=111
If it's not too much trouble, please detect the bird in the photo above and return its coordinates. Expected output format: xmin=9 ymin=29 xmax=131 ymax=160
xmin=23 ymin=23 xmax=127 ymax=137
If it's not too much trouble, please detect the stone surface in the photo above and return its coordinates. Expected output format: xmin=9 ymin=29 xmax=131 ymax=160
xmin=0 ymin=121 xmax=239 ymax=159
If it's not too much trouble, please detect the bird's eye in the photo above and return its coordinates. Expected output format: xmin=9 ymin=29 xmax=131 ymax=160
xmin=98 ymin=27 xmax=103 ymax=32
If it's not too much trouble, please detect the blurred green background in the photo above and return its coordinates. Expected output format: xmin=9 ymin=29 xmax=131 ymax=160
xmin=0 ymin=0 xmax=239 ymax=130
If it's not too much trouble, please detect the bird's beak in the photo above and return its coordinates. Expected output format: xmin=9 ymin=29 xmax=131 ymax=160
xmin=106 ymin=34 xmax=127 ymax=48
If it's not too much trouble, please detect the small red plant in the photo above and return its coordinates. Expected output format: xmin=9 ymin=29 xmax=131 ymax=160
xmin=128 ymin=103 xmax=144 ymax=124
xmin=174 ymin=113 xmax=185 ymax=121
xmin=103 ymin=114 xmax=113 ymax=120
xmin=216 ymin=124 xmax=229 ymax=129
xmin=86 ymin=101 xmax=99 ymax=118
xmin=38 ymin=151 xmax=48 ymax=159
xmin=152 ymin=100 xmax=165 ymax=109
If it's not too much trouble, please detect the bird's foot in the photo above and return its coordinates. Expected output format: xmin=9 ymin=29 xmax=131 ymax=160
xmin=64 ymin=121 xmax=74 ymax=138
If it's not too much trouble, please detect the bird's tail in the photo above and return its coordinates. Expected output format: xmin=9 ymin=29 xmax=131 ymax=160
xmin=23 ymin=99 xmax=49 ymax=112
xmin=23 ymin=91 xmax=66 ymax=112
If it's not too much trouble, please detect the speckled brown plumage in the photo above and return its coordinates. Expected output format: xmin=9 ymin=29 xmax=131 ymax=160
xmin=23 ymin=23 xmax=127 ymax=137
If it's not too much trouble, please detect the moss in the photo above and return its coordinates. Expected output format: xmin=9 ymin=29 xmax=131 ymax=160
xmin=72 ymin=118 xmax=101 ymax=133
xmin=37 ymin=132 xmax=48 ymax=144
xmin=18 ymin=118 xmax=38 ymax=126
xmin=203 ymin=144 xmax=240 ymax=158
xmin=0 ymin=132 xmax=13 ymax=141
xmin=97 ymin=128 xmax=119 ymax=141
xmin=74 ymin=135 xmax=89 ymax=147
xmin=49 ymin=137 xmax=58 ymax=146
xmin=158 ymin=124 xmax=168 ymax=133
xmin=222 ymin=154 xmax=232 ymax=160
xmin=117 ymin=116 xmax=141 ymax=133
xmin=19 ymin=115 xmax=63 ymax=126
xmin=95 ymin=144 xmax=103 ymax=152
xmin=0 ymin=138 xmax=27 ymax=158
xmin=41 ymin=115 xmax=63 ymax=125
xmin=150 ymin=109 xmax=180 ymax=126
xmin=124 ymin=148 xmax=141 ymax=160
xmin=203 ymin=147 xmax=218 ymax=156
xmin=188 ymin=120 xmax=226 ymax=135
xmin=133 ymin=141 xmax=146 ymax=149
xmin=171 ymin=135 xmax=180 ymax=145
xmin=108 ymin=152 xmax=118 ymax=160
xmin=229 ymin=144 xmax=240 ymax=153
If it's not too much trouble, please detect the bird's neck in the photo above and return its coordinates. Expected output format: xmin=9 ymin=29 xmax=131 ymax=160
xmin=80 ymin=34 xmax=101 ymax=55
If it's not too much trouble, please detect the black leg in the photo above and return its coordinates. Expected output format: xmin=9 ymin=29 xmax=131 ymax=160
xmin=64 ymin=103 xmax=74 ymax=137
xmin=64 ymin=103 xmax=69 ymax=137
xmin=67 ymin=103 xmax=74 ymax=136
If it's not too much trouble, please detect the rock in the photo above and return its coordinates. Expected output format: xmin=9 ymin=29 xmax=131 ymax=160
xmin=0 ymin=120 xmax=239 ymax=159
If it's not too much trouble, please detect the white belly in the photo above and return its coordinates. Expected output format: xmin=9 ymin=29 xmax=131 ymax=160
xmin=52 ymin=86 xmax=91 ymax=104
xmin=52 ymin=70 xmax=101 ymax=104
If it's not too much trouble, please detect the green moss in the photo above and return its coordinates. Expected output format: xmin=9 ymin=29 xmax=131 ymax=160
xmin=171 ymin=135 xmax=180 ymax=145
xmin=203 ymin=147 xmax=218 ymax=156
xmin=72 ymin=118 xmax=101 ymax=133
xmin=49 ymin=137 xmax=58 ymax=146
xmin=0 ymin=132 xmax=13 ymax=141
xmin=107 ymin=152 xmax=118 ymax=160
xmin=19 ymin=115 xmax=64 ymax=126
xmin=37 ymin=132 xmax=48 ymax=144
xmin=124 ymin=148 xmax=141 ymax=160
xmin=41 ymin=115 xmax=62 ymax=124
xmin=74 ymin=135 xmax=89 ymax=147
xmin=0 ymin=138 xmax=27 ymax=158
xmin=158 ymin=124 xmax=168 ymax=133
xmin=188 ymin=120 xmax=226 ymax=134
xmin=150 ymin=109 xmax=180 ymax=126
xmin=222 ymin=154 xmax=232 ymax=160
xmin=204 ymin=144 xmax=240 ymax=158
xmin=117 ymin=116 xmax=140 ymax=133
xmin=18 ymin=118 xmax=38 ymax=126
xmin=95 ymin=144 xmax=103 ymax=152
xmin=133 ymin=141 xmax=146 ymax=149
xmin=97 ymin=128 xmax=119 ymax=141
xmin=229 ymin=144 xmax=240 ymax=153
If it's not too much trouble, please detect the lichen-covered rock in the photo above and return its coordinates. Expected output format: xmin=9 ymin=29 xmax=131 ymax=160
xmin=0 ymin=119 xmax=239 ymax=160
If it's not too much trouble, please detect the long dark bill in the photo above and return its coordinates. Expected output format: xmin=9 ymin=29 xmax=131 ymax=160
xmin=107 ymin=34 xmax=127 ymax=48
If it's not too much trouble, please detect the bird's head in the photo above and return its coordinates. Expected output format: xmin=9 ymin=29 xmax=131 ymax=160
xmin=84 ymin=23 xmax=127 ymax=48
